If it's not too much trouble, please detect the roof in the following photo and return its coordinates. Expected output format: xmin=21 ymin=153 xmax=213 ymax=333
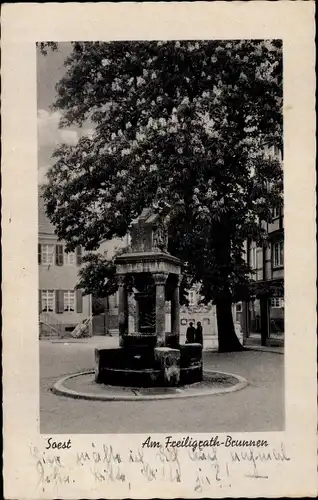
xmin=38 ymin=193 xmax=55 ymax=235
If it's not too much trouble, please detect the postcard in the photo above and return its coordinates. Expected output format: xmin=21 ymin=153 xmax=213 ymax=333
xmin=2 ymin=2 xmax=316 ymax=498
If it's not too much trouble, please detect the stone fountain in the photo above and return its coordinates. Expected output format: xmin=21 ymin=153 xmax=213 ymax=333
xmin=94 ymin=209 xmax=203 ymax=387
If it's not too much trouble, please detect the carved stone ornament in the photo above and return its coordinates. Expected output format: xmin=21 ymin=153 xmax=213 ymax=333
xmin=153 ymin=225 xmax=168 ymax=252
xmin=175 ymin=274 xmax=183 ymax=287
xmin=153 ymin=273 xmax=168 ymax=285
xmin=117 ymin=274 xmax=126 ymax=286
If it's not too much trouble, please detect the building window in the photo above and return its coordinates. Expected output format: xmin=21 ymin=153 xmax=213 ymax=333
xmin=76 ymin=246 xmax=83 ymax=266
xmin=188 ymin=291 xmax=195 ymax=306
xmin=113 ymin=291 xmax=119 ymax=308
xmin=273 ymin=145 xmax=280 ymax=157
xmin=236 ymin=302 xmax=243 ymax=313
xmin=270 ymin=298 xmax=284 ymax=308
xmin=41 ymin=290 xmax=54 ymax=312
xmin=272 ymin=240 xmax=284 ymax=268
xmin=64 ymin=250 xmax=76 ymax=265
xmin=250 ymin=246 xmax=257 ymax=269
xmin=63 ymin=291 xmax=75 ymax=312
xmin=41 ymin=244 xmax=54 ymax=265
xmin=272 ymin=206 xmax=280 ymax=219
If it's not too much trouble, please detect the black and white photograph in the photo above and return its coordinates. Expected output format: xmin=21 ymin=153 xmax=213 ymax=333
xmin=3 ymin=3 xmax=316 ymax=499
xmin=38 ymin=39 xmax=285 ymax=434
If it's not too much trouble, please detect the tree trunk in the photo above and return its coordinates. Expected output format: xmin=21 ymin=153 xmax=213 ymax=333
xmin=213 ymin=218 xmax=245 ymax=352
xmin=216 ymin=299 xmax=245 ymax=352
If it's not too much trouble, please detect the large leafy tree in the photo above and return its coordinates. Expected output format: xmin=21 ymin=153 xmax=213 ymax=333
xmin=41 ymin=40 xmax=283 ymax=352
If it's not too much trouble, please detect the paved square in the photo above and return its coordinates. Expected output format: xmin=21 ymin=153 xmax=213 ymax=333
xmin=40 ymin=338 xmax=284 ymax=434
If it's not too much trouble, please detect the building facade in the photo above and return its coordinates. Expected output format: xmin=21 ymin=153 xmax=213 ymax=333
xmin=239 ymin=144 xmax=284 ymax=347
xmin=38 ymin=194 xmax=92 ymax=337
xmin=236 ymin=203 xmax=284 ymax=346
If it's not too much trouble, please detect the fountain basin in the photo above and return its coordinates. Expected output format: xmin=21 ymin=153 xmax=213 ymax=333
xmin=95 ymin=341 xmax=203 ymax=387
xmin=122 ymin=334 xmax=157 ymax=351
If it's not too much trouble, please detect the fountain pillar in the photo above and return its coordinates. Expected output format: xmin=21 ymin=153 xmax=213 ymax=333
xmin=134 ymin=296 xmax=140 ymax=333
xmin=153 ymin=273 xmax=168 ymax=346
xmin=117 ymin=274 xmax=128 ymax=346
xmin=171 ymin=275 xmax=181 ymax=344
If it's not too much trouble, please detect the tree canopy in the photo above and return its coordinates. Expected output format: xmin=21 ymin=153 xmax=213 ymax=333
xmin=41 ymin=40 xmax=283 ymax=351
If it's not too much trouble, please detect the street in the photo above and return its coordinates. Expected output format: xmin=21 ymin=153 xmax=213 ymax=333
xmin=40 ymin=338 xmax=284 ymax=434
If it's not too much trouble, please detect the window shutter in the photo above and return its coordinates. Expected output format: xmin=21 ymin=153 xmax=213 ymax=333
xmin=39 ymin=290 xmax=42 ymax=314
xmin=38 ymin=244 xmax=42 ymax=264
xmin=76 ymin=246 xmax=82 ymax=266
xmin=280 ymin=241 xmax=284 ymax=266
xmin=76 ymin=290 xmax=83 ymax=313
xmin=55 ymin=290 xmax=64 ymax=314
xmin=56 ymin=245 xmax=64 ymax=266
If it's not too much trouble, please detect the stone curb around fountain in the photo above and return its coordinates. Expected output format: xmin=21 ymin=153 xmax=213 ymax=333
xmin=51 ymin=370 xmax=248 ymax=402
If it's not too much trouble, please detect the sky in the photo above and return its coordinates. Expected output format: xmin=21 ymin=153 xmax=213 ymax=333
xmin=37 ymin=43 xmax=93 ymax=184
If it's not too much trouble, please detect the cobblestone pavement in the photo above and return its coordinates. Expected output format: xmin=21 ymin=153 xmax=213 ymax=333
xmin=40 ymin=337 xmax=284 ymax=434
